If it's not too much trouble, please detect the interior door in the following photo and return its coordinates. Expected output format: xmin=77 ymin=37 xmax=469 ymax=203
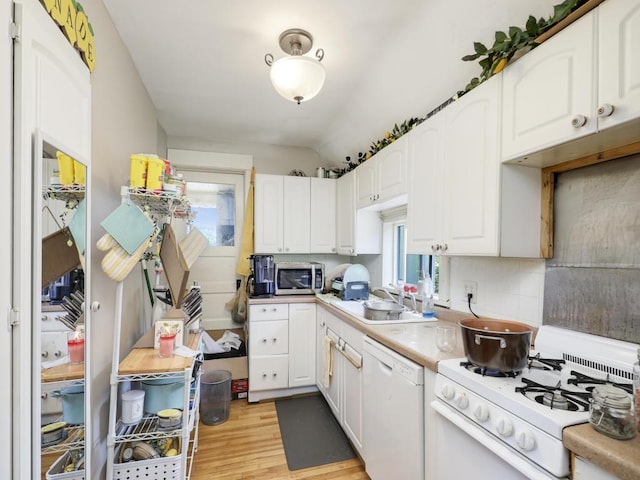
xmin=13 ymin=1 xmax=91 ymax=478
xmin=179 ymin=170 xmax=244 ymax=325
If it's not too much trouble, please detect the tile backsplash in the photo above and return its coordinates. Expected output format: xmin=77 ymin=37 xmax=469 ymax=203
xmin=450 ymin=257 xmax=545 ymax=326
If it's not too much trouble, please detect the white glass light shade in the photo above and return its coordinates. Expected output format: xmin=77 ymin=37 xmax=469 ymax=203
xmin=270 ymin=55 xmax=326 ymax=103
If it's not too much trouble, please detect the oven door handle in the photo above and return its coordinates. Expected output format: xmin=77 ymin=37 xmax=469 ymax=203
xmin=430 ymin=400 xmax=561 ymax=480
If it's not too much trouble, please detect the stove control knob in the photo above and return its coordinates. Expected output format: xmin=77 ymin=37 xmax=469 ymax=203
xmin=454 ymin=393 xmax=469 ymax=409
xmin=496 ymin=418 xmax=514 ymax=437
xmin=441 ymin=383 xmax=456 ymax=400
xmin=473 ymin=404 xmax=490 ymax=422
xmin=516 ymin=430 xmax=536 ymax=451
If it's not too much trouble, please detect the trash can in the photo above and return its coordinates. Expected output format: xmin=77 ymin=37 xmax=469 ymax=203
xmin=200 ymin=370 xmax=232 ymax=425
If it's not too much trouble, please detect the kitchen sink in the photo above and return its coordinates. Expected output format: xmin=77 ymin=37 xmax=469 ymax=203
xmin=332 ymin=300 xmax=436 ymax=325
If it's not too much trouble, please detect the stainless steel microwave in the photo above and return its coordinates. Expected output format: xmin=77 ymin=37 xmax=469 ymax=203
xmin=274 ymin=262 xmax=324 ymax=295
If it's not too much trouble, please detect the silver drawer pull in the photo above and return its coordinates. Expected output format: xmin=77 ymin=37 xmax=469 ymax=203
xmin=475 ymin=334 xmax=506 ymax=349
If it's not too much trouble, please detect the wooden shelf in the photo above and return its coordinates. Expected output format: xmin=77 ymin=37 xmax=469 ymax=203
xmin=41 ymin=363 xmax=84 ymax=383
xmin=118 ymin=332 xmax=201 ymax=375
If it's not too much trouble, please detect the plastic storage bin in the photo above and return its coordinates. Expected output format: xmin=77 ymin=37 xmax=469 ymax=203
xmin=200 ymin=370 xmax=231 ymax=425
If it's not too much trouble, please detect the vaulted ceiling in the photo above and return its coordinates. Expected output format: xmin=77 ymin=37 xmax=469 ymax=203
xmin=103 ymin=0 xmax=558 ymax=163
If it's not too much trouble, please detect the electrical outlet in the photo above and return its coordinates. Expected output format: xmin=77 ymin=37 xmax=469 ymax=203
xmin=463 ymin=281 xmax=477 ymax=304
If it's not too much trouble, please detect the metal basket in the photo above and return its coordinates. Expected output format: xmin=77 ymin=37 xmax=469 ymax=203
xmin=45 ymin=451 xmax=85 ymax=480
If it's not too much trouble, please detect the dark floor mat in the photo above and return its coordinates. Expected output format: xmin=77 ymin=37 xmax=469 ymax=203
xmin=275 ymin=394 xmax=357 ymax=471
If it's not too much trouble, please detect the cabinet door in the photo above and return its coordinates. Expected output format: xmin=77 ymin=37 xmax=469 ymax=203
xmin=444 ymin=74 xmax=501 ymax=255
xmin=288 ymin=303 xmax=316 ymax=387
xmin=316 ymin=308 xmax=328 ymax=397
xmin=598 ymin=0 xmax=640 ymax=131
xmin=336 ymin=170 xmax=356 ymax=255
xmin=249 ymin=356 xmax=289 ymax=391
xmin=340 ymin=321 xmax=364 ymax=454
xmin=407 ymin=114 xmax=445 ymax=254
xmin=501 ymin=10 xmax=596 ymax=162
xmin=283 ymin=176 xmax=310 ymax=253
xmin=356 ymin=157 xmax=377 ymax=209
xmin=254 ymin=174 xmax=283 ymax=253
xmin=250 ymin=320 xmax=288 ymax=355
xmin=377 ymin=135 xmax=408 ymax=204
xmin=310 ymin=178 xmax=336 ymax=253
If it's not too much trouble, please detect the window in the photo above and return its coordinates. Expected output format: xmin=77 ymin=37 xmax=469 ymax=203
xmin=179 ymin=170 xmax=245 ymax=257
xmin=187 ymin=181 xmax=236 ymax=247
xmin=393 ymin=223 xmax=439 ymax=293
xmin=382 ymin=212 xmax=450 ymax=306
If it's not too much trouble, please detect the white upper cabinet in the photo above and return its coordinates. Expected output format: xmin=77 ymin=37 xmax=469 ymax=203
xmin=407 ymin=74 xmax=542 ymax=258
xmin=356 ymin=135 xmax=409 ymax=210
xmin=598 ymin=0 xmax=640 ymax=132
xmin=443 ymin=74 xmax=502 ymax=255
xmin=407 ymin=113 xmax=445 ymax=254
xmin=501 ymin=8 xmax=596 ymax=163
xmin=310 ymin=178 xmax=336 ymax=253
xmin=254 ymin=174 xmax=311 ymax=254
xmin=283 ymin=176 xmax=311 ymax=253
xmin=254 ymin=174 xmax=284 ymax=253
xmin=337 ymin=169 xmax=382 ymax=256
xmin=502 ymin=0 xmax=640 ymax=166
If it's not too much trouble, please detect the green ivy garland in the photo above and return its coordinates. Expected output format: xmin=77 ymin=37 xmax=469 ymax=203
xmin=337 ymin=0 xmax=587 ymax=177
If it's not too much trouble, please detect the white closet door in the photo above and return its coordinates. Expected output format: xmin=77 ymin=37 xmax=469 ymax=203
xmin=13 ymin=1 xmax=91 ymax=478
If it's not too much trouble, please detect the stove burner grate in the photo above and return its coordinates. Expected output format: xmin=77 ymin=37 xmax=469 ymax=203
xmin=527 ymin=353 xmax=565 ymax=371
xmin=459 ymin=361 xmax=519 ymax=378
xmin=567 ymin=370 xmax=633 ymax=395
xmin=516 ymin=378 xmax=591 ymax=411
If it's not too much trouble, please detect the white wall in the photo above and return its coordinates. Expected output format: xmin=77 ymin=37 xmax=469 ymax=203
xmin=82 ymin=0 xmax=166 ymax=475
xmin=1 ymin=0 xmax=14 ymax=473
xmin=169 ymin=136 xmax=322 ymax=176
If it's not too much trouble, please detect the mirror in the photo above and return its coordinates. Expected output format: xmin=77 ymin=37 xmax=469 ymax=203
xmin=35 ymin=131 xmax=89 ymax=478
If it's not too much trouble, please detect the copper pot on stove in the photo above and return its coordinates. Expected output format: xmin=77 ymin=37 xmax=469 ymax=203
xmin=460 ymin=318 xmax=533 ymax=372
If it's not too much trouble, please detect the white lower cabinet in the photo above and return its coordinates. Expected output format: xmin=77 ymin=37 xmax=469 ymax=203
xmin=316 ymin=305 xmax=364 ymax=456
xmin=248 ymin=302 xmax=317 ymax=402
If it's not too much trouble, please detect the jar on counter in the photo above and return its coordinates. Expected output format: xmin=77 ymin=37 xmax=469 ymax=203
xmin=589 ymin=385 xmax=636 ymax=440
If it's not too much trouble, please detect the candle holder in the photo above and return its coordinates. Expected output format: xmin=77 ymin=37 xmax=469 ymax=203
xmin=67 ymin=330 xmax=85 ymax=364
xmin=158 ymin=332 xmax=176 ymax=358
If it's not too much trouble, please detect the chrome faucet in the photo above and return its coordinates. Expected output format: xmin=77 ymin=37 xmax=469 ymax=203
xmin=377 ymin=287 xmax=406 ymax=309
xmin=406 ymin=292 xmax=418 ymax=312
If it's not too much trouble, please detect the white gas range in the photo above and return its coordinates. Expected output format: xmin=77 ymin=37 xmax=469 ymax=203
xmin=432 ymin=326 xmax=638 ymax=479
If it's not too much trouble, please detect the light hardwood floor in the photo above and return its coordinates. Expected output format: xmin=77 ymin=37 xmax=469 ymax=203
xmin=190 ymin=397 xmax=369 ymax=480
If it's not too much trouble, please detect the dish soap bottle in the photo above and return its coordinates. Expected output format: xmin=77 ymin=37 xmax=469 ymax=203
xmin=419 ymin=271 xmax=435 ymax=318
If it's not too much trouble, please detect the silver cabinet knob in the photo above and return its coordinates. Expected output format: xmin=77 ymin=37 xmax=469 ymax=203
xmin=597 ymin=103 xmax=614 ymax=118
xmin=571 ymin=114 xmax=587 ymax=128
xmin=41 ymin=315 xmax=47 ymax=322
xmin=54 ymin=350 xmax=62 ymax=357
xmin=91 ymin=301 xmax=101 ymax=312
xmin=262 ymin=338 xmax=267 ymax=343
xmin=42 ymin=351 xmax=49 ymax=358
xmin=272 ymin=372 xmax=277 ymax=377
xmin=262 ymin=372 xmax=267 ymax=378
xmin=41 ymin=392 xmax=48 ymax=400
xmin=441 ymin=243 xmax=448 ymax=252
xmin=272 ymin=337 xmax=277 ymax=342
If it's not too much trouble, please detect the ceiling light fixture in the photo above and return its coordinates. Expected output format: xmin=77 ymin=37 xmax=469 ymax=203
xmin=265 ymin=28 xmax=325 ymax=105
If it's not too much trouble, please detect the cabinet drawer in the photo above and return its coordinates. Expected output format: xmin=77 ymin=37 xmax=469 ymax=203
xmin=250 ymin=303 xmax=288 ymax=321
xmin=249 ymin=355 xmax=289 ymax=390
xmin=250 ymin=320 xmax=288 ymax=355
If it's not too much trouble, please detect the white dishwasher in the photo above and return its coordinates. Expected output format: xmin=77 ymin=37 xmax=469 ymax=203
xmin=363 ymin=336 xmax=424 ymax=480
